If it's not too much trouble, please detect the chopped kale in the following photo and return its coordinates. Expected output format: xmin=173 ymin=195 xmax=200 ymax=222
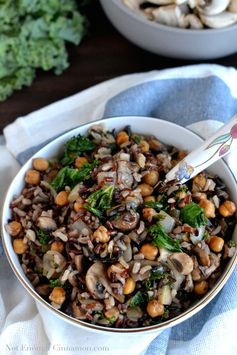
xmin=180 ymin=202 xmax=208 ymax=227
xmin=84 ymin=185 xmax=114 ymax=218
xmin=51 ymin=160 xmax=98 ymax=191
xmin=149 ymin=222 xmax=182 ymax=252
xmin=60 ymin=135 xmax=95 ymax=166
xmin=37 ymin=229 xmax=51 ymax=245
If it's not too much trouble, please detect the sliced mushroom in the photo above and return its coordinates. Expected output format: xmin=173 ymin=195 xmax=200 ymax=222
xmin=169 ymin=252 xmax=194 ymax=275
xmin=37 ymin=216 xmax=57 ymax=231
xmin=199 ymin=253 xmax=221 ymax=278
xmin=151 ymin=5 xmax=188 ymax=28
xmin=123 ymin=236 xmax=132 ymax=262
xmin=85 ymin=261 xmax=124 ymax=303
xmin=184 ymin=274 xmax=194 ymax=292
xmin=185 ymin=13 xmax=204 ymax=28
xmin=111 ymin=211 xmax=140 ymax=231
xmin=229 ymin=0 xmax=237 ymax=12
xmin=197 ymin=0 xmax=230 ymax=16
xmin=188 ymin=0 xmax=205 ymax=8
xmin=167 ymin=260 xmax=185 ymax=291
xmin=74 ymin=254 xmax=84 ymax=273
xmin=192 ymin=245 xmax=210 ymax=266
xmin=200 ymin=11 xmax=237 ymax=28
xmin=117 ymin=160 xmax=134 ymax=189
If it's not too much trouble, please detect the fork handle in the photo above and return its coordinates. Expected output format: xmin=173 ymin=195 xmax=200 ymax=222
xmin=165 ymin=114 xmax=237 ymax=184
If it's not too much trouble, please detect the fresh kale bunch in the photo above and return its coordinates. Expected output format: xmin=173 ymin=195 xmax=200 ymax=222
xmin=0 ymin=0 xmax=88 ymax=101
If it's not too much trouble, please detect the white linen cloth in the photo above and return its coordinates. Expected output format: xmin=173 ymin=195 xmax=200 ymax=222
xmin=0 ymin=64 xmax=237 ymax=355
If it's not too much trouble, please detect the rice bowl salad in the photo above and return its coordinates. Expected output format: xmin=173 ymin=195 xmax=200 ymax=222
xmin=5 ymin=124 xmax=237 ymax=328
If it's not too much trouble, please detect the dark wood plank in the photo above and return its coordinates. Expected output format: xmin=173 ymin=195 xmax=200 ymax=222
xmin=1 ymin=1 xmax=237 ymax=133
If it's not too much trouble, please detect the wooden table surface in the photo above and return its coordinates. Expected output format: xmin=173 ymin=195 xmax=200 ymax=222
xmin=1 ymin=1 xmax=237 ymax=133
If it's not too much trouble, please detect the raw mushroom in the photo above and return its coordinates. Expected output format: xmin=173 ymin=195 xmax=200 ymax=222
xmin=85 ymin=261 xmax=124 ymax=302
xmin=185 ymin=13 xmax=204 ymax=28
xmin=229 ymin=0 xmax=237 ymax=12
xmin=111 ymin=210 xmax=140 ymax=231
xmin=199 ymin=11 xmax=237 ymax=27
xmin=197 ymin=0 xmax=230 ymax=16
xmin=188 ymin=0 xmax=205 ymax=8
xmin=123 ymin=0 xmax=237 ymax=28
xmin=149 ymin=5 xmax=188 ymax=27
xmin=169 ymin=252 xmax=194 ymax=275
xmin=192 ymin=245 xmax=210 ymax=266
xmin=37 ymin=216 xmax=57 ymax=231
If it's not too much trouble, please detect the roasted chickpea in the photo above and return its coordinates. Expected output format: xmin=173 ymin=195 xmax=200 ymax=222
xmin=199 ymin=199 xmax=215 ymax=218
xmin=194 ymin=280 xmax=208 ymax=296
xmin=192 ymin=173 xmax=207 ymax=192
xmin=142 ymin=207 xmax=157 ymax=221
xmin=55 ymin=191 xmax=69 ymax=206
xmin=138 ymin=183 xmax=153 ymax=197
xmin=5 ymin=221 xmax=22 ymax=237
xmin=146 ymin=300 xmax=164 ymax=318
xmin=219 ymin=200 xmax=236 ymax=217
xmin=104 ymin=307 xmax=120 ymax=321
xmin=116 ymin=131 xmax=129 ymax=145
xmin=123 ymin=277 xmax=136 ymax=295
xmin=51 ymin=241 xmax=64 ymax=253
xmin=73 ymin=202 xmax=84 ymax=212
xmin=93 ymin=226 xmax=110 ymax=243
xmin=144 ymin=195 xmax=156 ymax=203
xmin=75 ymin=157 xmax=88 ymax=169
xmin=107 ymin=263 xmax=123 ymax=279
xmin=140 ymin=243 xmax=158 ymax=261
xmin=32 ymin=158 xmax=49 ymax=171
xmin=49 ymin=287 xmax=66 ymax=305
xmin=13 ymin=239 xmax=28 ymax=254
xmin=209 ymin=236 xmax=224 ymax=253
xmin=140 ymin=140 xmax=150 ymax=153
xmin=25 ymin=169 xmax=40 ymax=185
xmin=143 ymin=171 xmax=159 ymax=186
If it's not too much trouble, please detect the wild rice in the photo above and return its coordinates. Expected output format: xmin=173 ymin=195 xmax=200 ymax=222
xmin=133 ymin=253 xmax=144 ymax=260
xmin=132 ymin=262 xmax=141 ymax=274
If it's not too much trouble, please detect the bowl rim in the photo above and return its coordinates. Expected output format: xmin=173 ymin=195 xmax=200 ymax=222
xmin=108 ymin=0 xmax=237 ymax=34
xmin=1 ymin=115 xmax=237 ymax=334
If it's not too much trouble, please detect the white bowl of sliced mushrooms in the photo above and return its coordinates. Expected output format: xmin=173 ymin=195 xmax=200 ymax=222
xmin=2 ymin=116 xmax=237 ymax=333
xmin=100 ymin=0 xmax=237 ymax=59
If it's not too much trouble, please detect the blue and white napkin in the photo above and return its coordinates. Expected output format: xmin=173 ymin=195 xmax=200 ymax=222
xmin=0 ymin=64 xmax=237 ymax=355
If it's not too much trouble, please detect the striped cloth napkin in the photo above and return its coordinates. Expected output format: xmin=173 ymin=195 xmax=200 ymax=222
xmin=1 ymin=64 xmax=237 ymax=355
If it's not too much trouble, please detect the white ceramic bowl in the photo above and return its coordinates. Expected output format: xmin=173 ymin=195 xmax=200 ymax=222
xmin=2 ymin=116 xmax=237 ymax=334
xmin=100 ymin=0 xmax=237 ymax=60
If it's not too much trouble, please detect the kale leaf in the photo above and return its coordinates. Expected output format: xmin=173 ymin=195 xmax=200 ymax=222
xmin=60 ymin=135 xmax=95 ymax=166
xmin=37 ymin=229 xmax=51 ymax=245
xmin=49 ymin=279 xmax=62 ymax=288
xmin=180 ymin=202 xmax=208 ymax=228
xmin=0 ymin=1 xmax=88 ymax=101
xmin=128 ymin=291 xmax=148 ymax=307
xmin=51 ymin=160 xmax=98 ymax=191
xmin=149 ymin=222 xmax=182 ymax=252
xmin=144 ymin=201 xmax=163 ymax=211
xmin=84 ymin=185 xmax=114 ymax=218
